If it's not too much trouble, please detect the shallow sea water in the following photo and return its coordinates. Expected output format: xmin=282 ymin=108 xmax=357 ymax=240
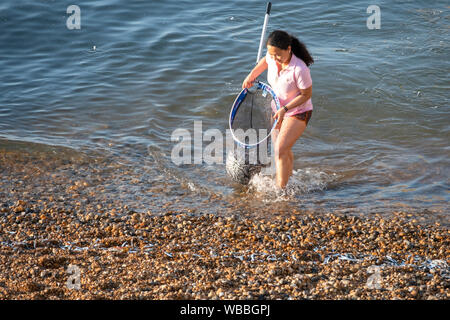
xmin=0 ymin=1 xmax=448 ymax=221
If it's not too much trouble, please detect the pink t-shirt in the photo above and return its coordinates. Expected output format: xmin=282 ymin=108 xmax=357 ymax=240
xmin=266 ymin=52 xmax=313 ymax=116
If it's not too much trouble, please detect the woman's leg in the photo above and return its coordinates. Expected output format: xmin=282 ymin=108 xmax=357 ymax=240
xmin=288 ymin=150 xmax=294 ymax=177
xmin=274 ymin=117 xmax=307 ymax=188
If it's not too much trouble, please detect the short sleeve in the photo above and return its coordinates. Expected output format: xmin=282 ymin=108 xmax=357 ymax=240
xmin=296 ymin=65 xmax=312 ymax=89
xmin=265 ymin=52 xmax=273 ymax=64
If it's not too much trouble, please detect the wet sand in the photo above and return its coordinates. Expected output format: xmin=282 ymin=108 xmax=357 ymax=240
xmin=0 ymin=146 xmax=448 ymax=300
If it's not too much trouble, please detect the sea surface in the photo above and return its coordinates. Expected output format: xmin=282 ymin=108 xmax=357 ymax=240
xmin=0 ymin=0 xmax=448 ymax=221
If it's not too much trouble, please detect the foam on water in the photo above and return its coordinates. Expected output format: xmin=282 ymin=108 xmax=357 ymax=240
xmin=248 ymin=168 xmax=339 ymax=202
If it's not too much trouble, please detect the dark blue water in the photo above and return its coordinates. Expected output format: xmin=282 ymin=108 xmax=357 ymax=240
xmin=0 ymin=1 xmax=448 ymax=218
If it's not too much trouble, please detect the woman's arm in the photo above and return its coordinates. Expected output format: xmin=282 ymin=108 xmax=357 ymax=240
xmin=283 ymin=86 xmax=312 ymax=110
xmin=272 ymin=86 xmax=312 ymax=123
xmin=242 ymin=57 xmax=268 ymax=89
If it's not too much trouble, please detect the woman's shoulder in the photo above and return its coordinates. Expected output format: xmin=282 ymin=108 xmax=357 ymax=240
xmin=291 ymin=53 xmax=309 ymax=70
xmin=291 ymin=54 xmax=312 ymax=87
xmin=265 ymin=52 xmax=275 ymax=64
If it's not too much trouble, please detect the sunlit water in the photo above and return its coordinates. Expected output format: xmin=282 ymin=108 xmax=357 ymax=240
xmin=0 ymin=1 xmax=448 ymax=220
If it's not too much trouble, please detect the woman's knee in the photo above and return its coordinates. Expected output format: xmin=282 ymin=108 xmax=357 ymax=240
xmin=275 ymin=143 xmax=291 ymax=159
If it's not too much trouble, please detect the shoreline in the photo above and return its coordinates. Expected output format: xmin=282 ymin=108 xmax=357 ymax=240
xmin=0 ymin=139 xmax=448 ymax=226
xmin=0 ymin=143 xmax=448 ymax=300
xmin=0 ymin=200 xmax=448 ymax=300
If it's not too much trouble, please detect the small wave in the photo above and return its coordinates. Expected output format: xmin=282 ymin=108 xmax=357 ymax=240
xmin=247 ymin=168 xmax=339 ymax=201
xmin=147 ymin=145 xmax=221 ymax=198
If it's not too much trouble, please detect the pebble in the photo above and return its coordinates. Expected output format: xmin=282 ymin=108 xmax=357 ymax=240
xmin=0 ymin=147 xmax=448 ymax=300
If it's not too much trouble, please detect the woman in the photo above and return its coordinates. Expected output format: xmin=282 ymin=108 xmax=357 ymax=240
xmin=242 ymin=30 xmax=314 ymax=189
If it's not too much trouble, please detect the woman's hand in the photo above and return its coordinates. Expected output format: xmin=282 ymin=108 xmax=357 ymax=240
xmin=242 ymin=74 xmax=256 ymax=89
xmin=273 ymin=108 xmax=286 ymax=129
xmin=242 ymin=57 xmax=267 ymax=89
xmin=241 ymin=57 xmax=268 ymax=89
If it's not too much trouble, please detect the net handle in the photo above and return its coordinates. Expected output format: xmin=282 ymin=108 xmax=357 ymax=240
xmin=256 ymin=2 xmax=272 ymax=64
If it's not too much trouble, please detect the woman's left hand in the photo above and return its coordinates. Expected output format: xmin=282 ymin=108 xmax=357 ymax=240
xmin=273 ymin=108 xmax=286 ymax=129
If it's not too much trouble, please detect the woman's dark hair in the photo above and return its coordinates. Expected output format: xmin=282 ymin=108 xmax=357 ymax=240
xmin=267 ymin=30 xmax=314 ymax=66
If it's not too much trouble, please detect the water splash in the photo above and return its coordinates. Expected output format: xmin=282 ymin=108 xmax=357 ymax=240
xmin=247 ymin=168 xmax=339 ymax=201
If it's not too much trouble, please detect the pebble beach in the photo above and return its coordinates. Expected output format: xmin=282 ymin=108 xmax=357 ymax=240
xmin=1 ymin=0 xmax=449 ymax=303
xmin=0 ymin=147 xmax=448 ymax=300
